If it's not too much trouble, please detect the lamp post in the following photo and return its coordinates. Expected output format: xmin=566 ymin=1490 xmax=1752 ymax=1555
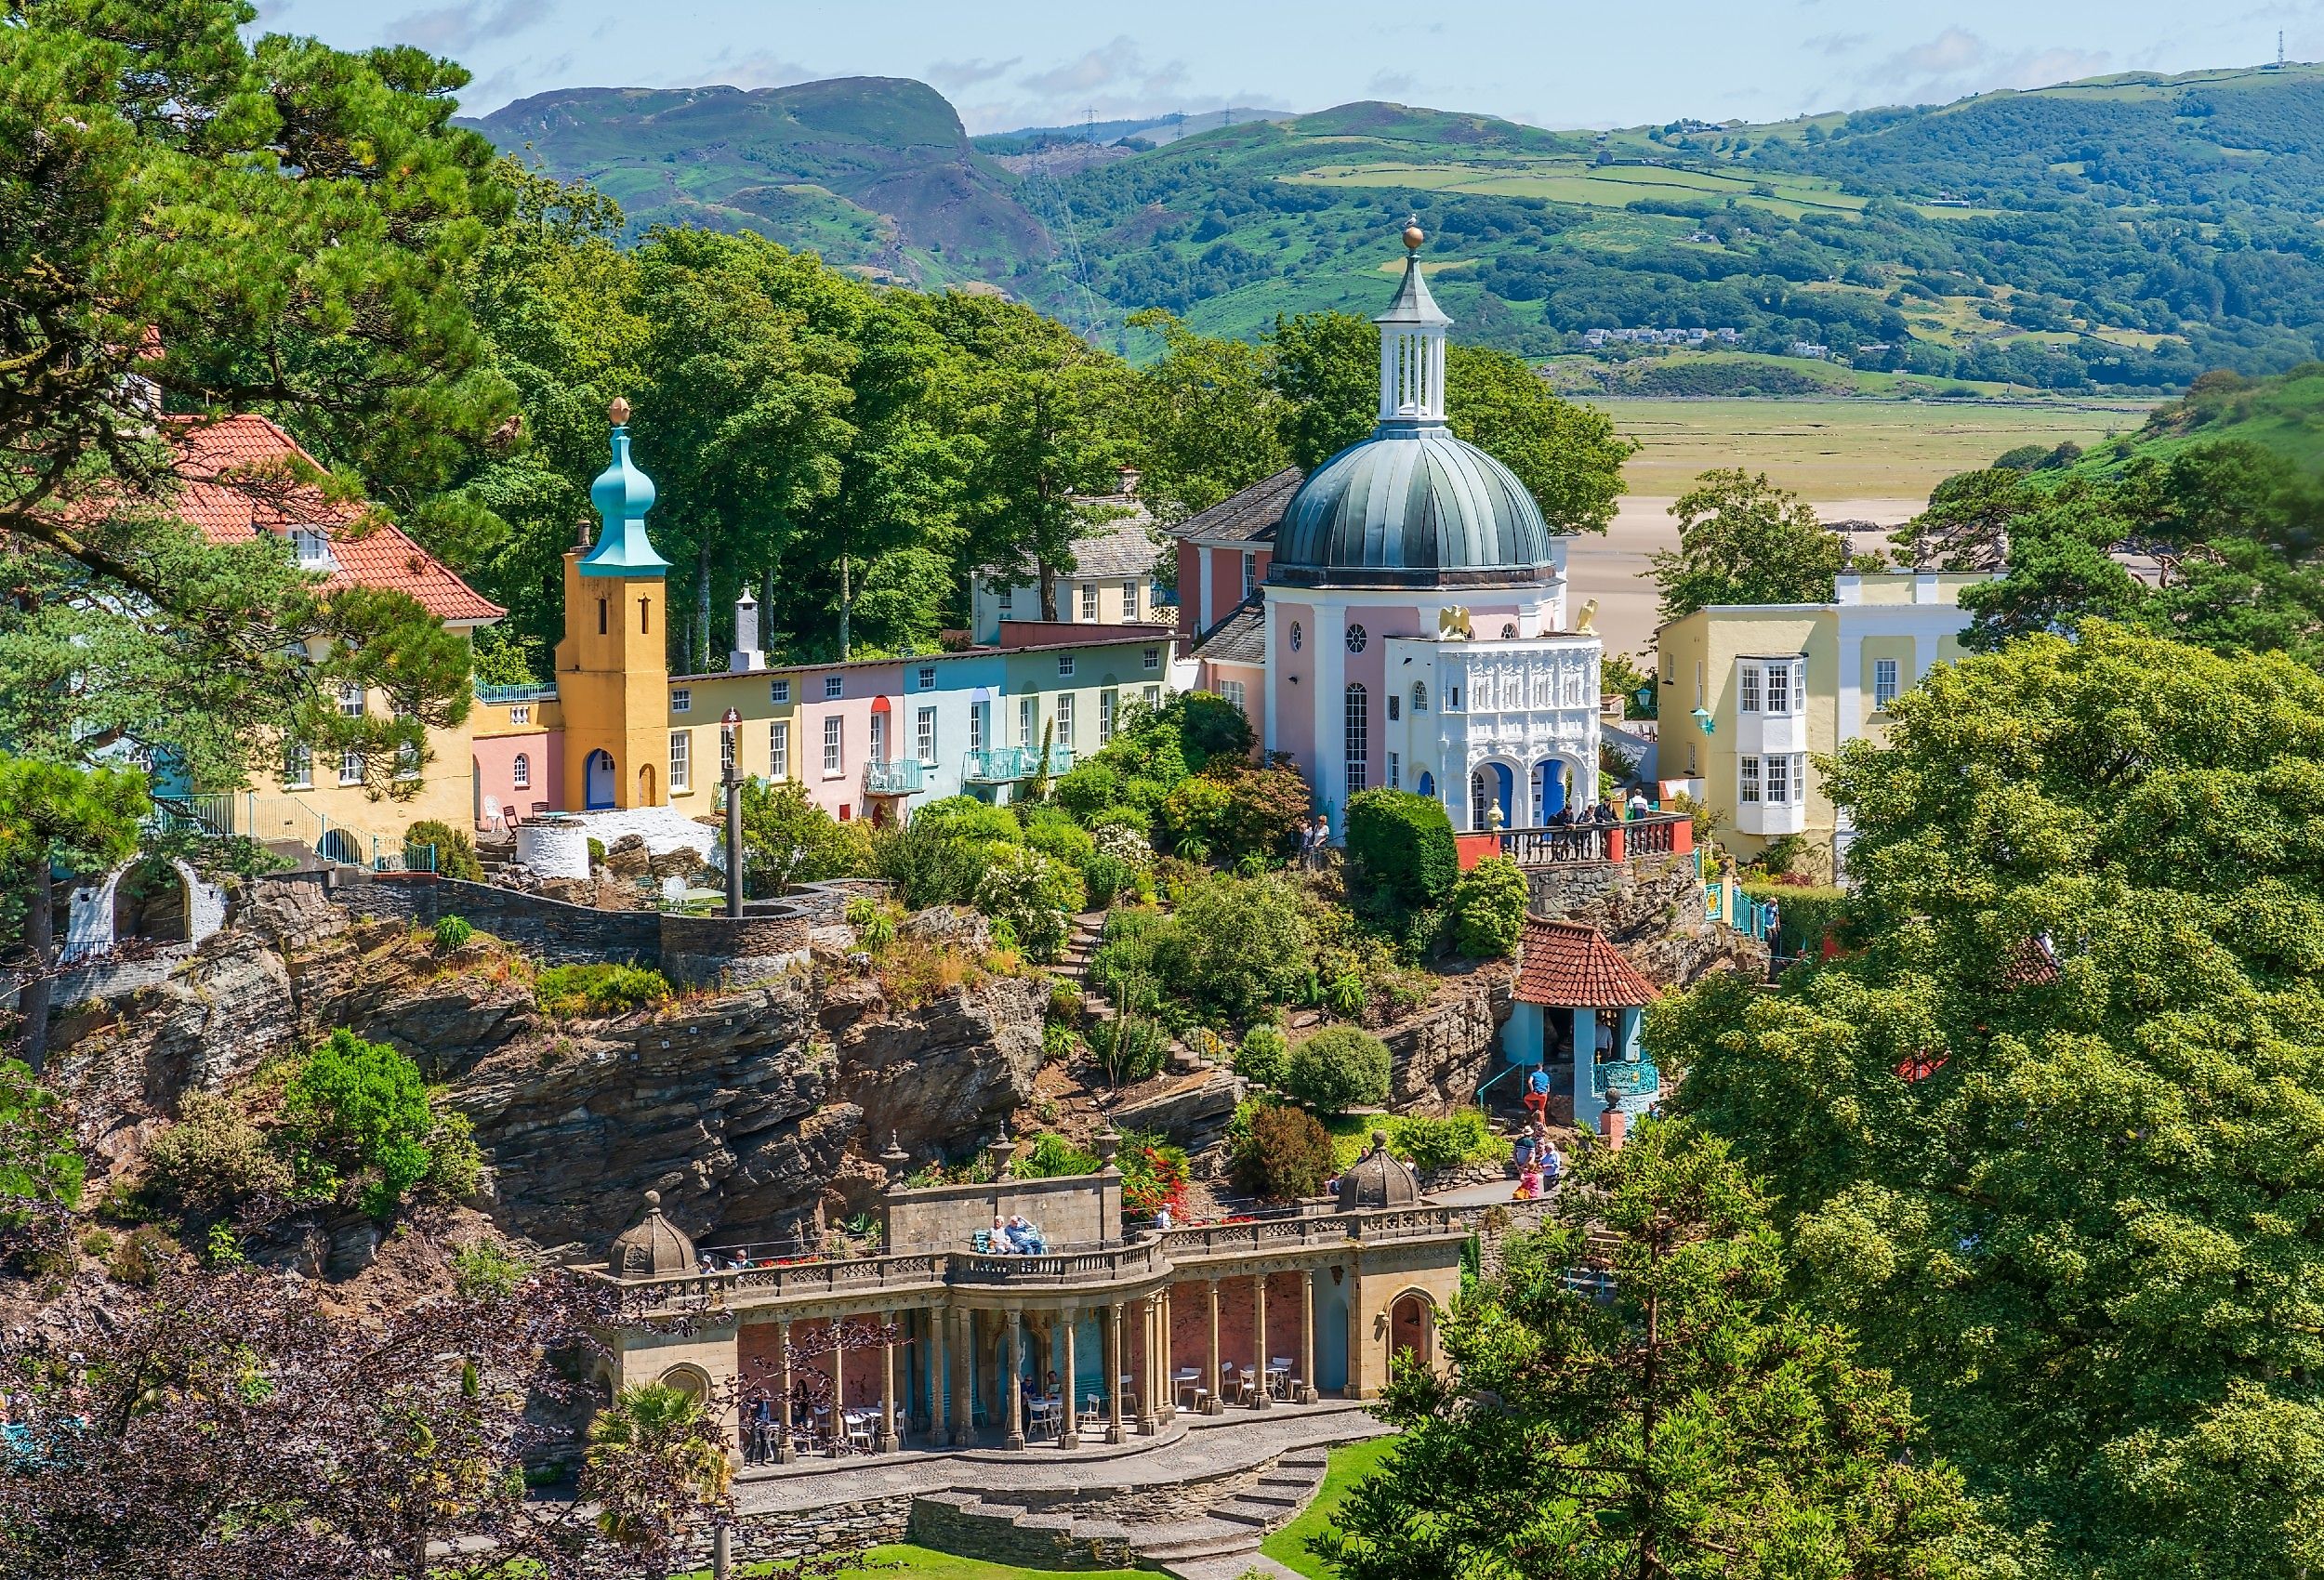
xmin=720 ymin=706 xmax=743 ymax=918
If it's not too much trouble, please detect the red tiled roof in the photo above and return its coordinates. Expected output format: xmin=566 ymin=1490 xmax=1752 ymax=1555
xmin=1513 ymin=918 xmax=1660 ymax=1008
xmin=167 ymin=415 xmax=504 ymax=625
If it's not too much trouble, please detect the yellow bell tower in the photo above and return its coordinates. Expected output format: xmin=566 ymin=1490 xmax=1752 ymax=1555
xmin=556 ymin=397 xmax=673 ymax=810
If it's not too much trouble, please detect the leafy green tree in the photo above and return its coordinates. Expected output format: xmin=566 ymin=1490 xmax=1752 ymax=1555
xmin=1 ymin=1 xmax=498 ymax=781
xmin=1664 ymin=623 xmax=2324 ymax=1578
xmin=1649 ymin=468 xmax=1855 ymax=619
xmin=1446 ymin=853 xmax=1527 ymax=958
xmin=1 ymin=756 xmax=148 ymax=1072
xmin=1267 ymin=310 xmax=1379 ymax=469
xmin=1283 ymin=1026 xmax=1391 ymax=1113
xmin=1320 ymin=1121 xmax=2001 ymax=1580
xmin=1228 ymin=1101 xmax=1337 ymax=1201
xmin=0 ymin=1057 xmax=86 ymax=1264
xmin=1446 ymin=342 xmax=1633 ymax=535
xmin=738 ymin=776 xmax=871 ymax=895
xmin=1127 ymin=309 xmax=1291 ymax=520
xmin=280 ymin=1030 xmax=453 ymax=1218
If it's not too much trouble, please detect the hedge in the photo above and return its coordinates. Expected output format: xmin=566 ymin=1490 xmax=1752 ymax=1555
xmin=1739 ymin=881 xmax=1853 ymax=959
xmin=1283 ymin=1025 xmax=1392 ymax=1113
xmin=1344 ymin=789 xmax=1457 ymax=906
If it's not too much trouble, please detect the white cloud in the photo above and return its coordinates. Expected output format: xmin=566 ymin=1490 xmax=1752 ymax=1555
xmin=1862 ymin=26 xmax=2111 ymax=100
xmin=385 ymin=0 xmax=549 ymax=54
xmin=927 ymin=56 xmax=1021 ymax=90
xmin=696 ymin=49 xmax=818 ymax=90
xmin=1368 ymin=70 xmax=1419 ymax=99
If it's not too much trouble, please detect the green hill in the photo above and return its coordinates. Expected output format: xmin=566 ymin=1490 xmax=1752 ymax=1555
xmin=2073 ymin=364 xmax=2324 ymax=476
xmin=466 ymin=65 xmax=2324 ymax=395
xmin=459 ymin=77 xmax=1049 ymax=285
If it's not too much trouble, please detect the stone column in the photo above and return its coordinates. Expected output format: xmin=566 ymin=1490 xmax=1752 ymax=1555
xmin=828 ymin=1318 xmax=847 ymax=1456
xmin=1137 ymin=1297 xmax=1158 ymax=1435
xmin=1003 ymin=1308 xmax=1025 ymax=1452
xmin=948 ymin=1310 xmax=974 ymax=1448
xmin=878 ymin=1318 xmax=899 ymax=1454
xmin=1299 ymin=1271 xmax=1318 ymax=1404
xmin=1060 ymin=1307 xmax=1081 ymax=1450
xmin=1252 ymin=1272 xmax=1273 ymax=1409
xmin=773 ymin=1318 xmax=797 ymax=1464
xmin=925 ymin=1308 xmax=946 ymax=1444
xmin=1103 ymin=1302 xmax=1126 ymax=1444
xmin=1205 ymin=1279 xmax=1222 ymax=1416
xmin=1159 ymin=1284 xmax=1174 ymax=1417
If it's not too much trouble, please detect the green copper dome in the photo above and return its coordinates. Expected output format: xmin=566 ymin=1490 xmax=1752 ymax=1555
xmin=1272 ymin=428 xmax=1555 ymax=589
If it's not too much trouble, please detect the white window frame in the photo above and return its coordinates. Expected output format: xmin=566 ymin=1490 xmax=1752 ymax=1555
xmin=1058 ymin=653 xmax=1076 ymax=677
xmin=338 ymin=748 xmax=364 ymax=786
xmin=1873 ymin=657 xmax=1900 ymax=710
xmin=292 ymin=527 xmax=337 ymax=569
xmin=1079 ymin=583 xmax=1099 ymax=621
xmin=1221 ymin=679 xmax=1246 ymax=713
xmin=969 ymin=704 xmax=985 ymax=754
xmin=1388 ymin=750 xmax=1400 ymax=790
xmin=822 ymin=716 xmax=843 ymax=776
xmin=1142 ymin=683 xmax=1160 ymax=708
xmin=1120 ymin=579 xmax=1138 ymax=616
xmin=393 ymin=727 xmax=420 ymax=781
xmin=668 ymin=731 xmax=691 ymax=792
xmin=1344 ymin=682 xmax=1368 ymax=794
xmin=1019 ymin=696 xmax=1037 ymax=747
xmin=284 ymin=743 xmax=312 ymax=789
xmin=771 ymin=678 xmax=790 ymax=704
xmin=1739 ymin=665 xmax=1761 ymax=714
xmin=918 ymin=665 xmax=936 ymax=691
xmin=1057 ymin=693 xmax=1075 ymax=745
xmin=1241 ymin=551 xmax=1257 ymax=598
xmin=997 ymin=583 xmax=1014 ymax=614
xmin=337 ymin=682 xmax=365 ymax=718
xmin=1142 ymin=646 xmax=1160 ymax=670
xmin=869 ymin=710 xmax=887 ymax=763
xmin=670 ymin=688 xmax=692 ymax=714
xmin=1099 ymin=688 xmax=1117 ymax=745
xmin=719 ymin=726 xmax=736 ymax=779
xmin=1739 ymin=755 xmax=1762 ymax=804
xmin=916 ymin=706 xmax=936 ymax=766
xmin=771 ymin=720 xmax=790 ymax=779
xmin=1412 ymin=681 xmax=1428 ymax=713
xmin=1766 ymin=753 xmax=1791 ymax=805
xmin=824 ymin=676 xmax=843 ymax=700
xmin=512 ymin=752 xmax=531 ymax=790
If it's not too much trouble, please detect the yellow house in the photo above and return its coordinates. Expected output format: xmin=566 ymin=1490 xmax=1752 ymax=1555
xmin=1654 ymin=571 xmax=1988 ymax=877
xmin=554 ymin=398 xmax=676 ymax=812
xmin=169 ymin=414 xmax=504 ymax=862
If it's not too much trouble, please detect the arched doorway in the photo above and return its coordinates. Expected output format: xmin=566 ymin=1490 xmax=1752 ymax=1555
xmin=318 ymin=829 xmax=363 ymax=867
xmin=655 ymin=1363 xmax=711 ymax=1402
xmin=1416 ymin=770 xmax=1435 ymax=801
xmin=636 ymin=763 xmax=658 ymax=808
xmin=585 ymin=749 xmax=616 ymax=810
xmin=110 ymin=855 xmax=190 ymax=943
xmin=1469 ymin=763 xmax=1513 ymax=831
xmin=1389 ymin=1292 xmax=1433 ymax=1372
xmin=1533 ymin=757 xmax=1570 ymax=823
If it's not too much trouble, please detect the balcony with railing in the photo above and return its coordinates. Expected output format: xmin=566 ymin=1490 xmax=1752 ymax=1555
xmin=960 ymin=746 xmax=1073 ymax=783
xmin=473 ymin=681 xmax=560 ymax=704
xmin=1486 ymin=811 xmax=1691 ymax=868
xmin=864 ymin=758 xmax=927 ymax=796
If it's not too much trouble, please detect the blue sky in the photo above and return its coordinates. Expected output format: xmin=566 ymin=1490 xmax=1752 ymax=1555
xmin=262 ymin=0 xmax=2324 ymax=131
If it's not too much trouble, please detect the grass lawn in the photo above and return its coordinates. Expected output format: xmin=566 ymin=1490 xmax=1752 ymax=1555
xmin=1259 ymin=1435 xmax=1400 ymax=1578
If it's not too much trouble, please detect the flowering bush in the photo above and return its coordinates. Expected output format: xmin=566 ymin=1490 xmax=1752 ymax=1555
xmin=1119 ymin=1132 xmax=1190 ymax=1219
xmin=1090 ymin=820 xmax=1154 ymax=868
xmin=973 ymin=843 xmax=1084 ymax=962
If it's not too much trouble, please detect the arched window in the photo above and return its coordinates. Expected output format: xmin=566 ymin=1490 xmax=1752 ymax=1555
xmin=1411 ymin=681 xmax=1429 ymax=713
xmin=1345 ymin=623 xmax=1367 ymax=652
xmin=1471 ymin=770 xmax=1489 ymax=830
xmin=512 ymin=753 xmax=531 ymax=790
xmin=1500 ymin=622 xmax=1518 ymax=639
xmin=1344 ymin=683 xmax=1368 ymax=794
xmin=1289 ymin=622 xmax=1304 ymax=652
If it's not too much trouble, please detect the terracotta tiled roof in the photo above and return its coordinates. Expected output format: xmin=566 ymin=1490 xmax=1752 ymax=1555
xmin=1513 ymin=918 xmax=1659 ymax=1008
xmin=167 ymin=415 xmax=504 ymax=625
xmin=1169 ymin=467 xmax=1302 ymax=545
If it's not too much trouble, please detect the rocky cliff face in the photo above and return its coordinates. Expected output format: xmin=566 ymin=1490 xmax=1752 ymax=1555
xmin=46 ymin=881 xmax=1046 ymax=1257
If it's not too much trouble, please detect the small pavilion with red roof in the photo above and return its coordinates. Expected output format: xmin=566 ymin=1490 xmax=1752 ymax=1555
xmin=1501 ymin=916 xmax=1661 ymax=1133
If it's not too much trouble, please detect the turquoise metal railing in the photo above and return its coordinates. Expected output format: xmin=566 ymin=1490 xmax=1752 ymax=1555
xmin=864 ymin=758 xmax=926 ymax=796
xmin=473 ymin=681 xmax=559 ymax=704
xmin=961 ymin=747 xmax=1033 ymax=783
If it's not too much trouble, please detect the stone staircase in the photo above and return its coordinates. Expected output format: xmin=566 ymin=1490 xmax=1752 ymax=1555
xmin=908 ymin=1442 xmax=1337 ymax=1577
xmin=1053 ymin=910 xmax=1111 ymax=1012
xmin=475 ymin=836 xmax=516 ymax=878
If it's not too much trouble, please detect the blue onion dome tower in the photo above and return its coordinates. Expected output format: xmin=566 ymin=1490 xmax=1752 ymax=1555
xmin=580 ymin=395 xmax=670 ymax=577
xmin=1272 ymin=224 xmax=1556 ymax=589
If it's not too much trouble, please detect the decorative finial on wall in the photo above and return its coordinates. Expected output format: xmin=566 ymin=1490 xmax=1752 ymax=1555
xmin=608 ymin=396 xmax=631 ymax=426
xmin=1402 ymin=217 xmax=1425 ymax=250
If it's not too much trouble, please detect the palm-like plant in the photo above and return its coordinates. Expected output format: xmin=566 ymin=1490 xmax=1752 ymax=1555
xmin=582 ymin=1383 xmax=731 ymax=1547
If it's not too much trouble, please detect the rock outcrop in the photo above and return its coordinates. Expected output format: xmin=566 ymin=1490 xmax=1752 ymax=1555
xmin=44 ymin=879 xmax=1048 ymax=1257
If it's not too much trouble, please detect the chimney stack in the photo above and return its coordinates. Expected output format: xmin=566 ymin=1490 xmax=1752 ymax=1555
xmin=730 ymin=590 xmax=765 ymax=673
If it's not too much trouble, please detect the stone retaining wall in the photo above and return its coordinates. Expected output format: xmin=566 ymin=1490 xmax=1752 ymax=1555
xmin=660 ymin=1494 xmax=916 ymax=1568
xmin=909 ymin=1492 xmax=1136 ymax=1570
xmin=1387 ymin=968 xmax=1512 ymax=1113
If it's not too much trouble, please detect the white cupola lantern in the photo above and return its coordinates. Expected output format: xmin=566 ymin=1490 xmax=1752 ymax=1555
xmin=1377 ymin=219 xmax=1452 ymax=428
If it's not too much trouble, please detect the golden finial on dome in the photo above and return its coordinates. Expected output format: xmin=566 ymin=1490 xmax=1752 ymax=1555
xmin=1402 ymin=217 xmax=1425 ymax=250
xmin=607 ymin=396 xmax=632 ymax=426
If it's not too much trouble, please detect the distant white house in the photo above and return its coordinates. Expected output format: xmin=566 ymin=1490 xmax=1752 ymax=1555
xmin=970 ymin=471 xmax=1176 ymax=642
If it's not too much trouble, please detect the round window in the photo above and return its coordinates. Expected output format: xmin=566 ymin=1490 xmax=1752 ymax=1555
xmin=1289 ymin=622 xmax=1304 ymax=652
xmin=1346 ymin=624 xmax=1368 ymax=652
xmin=1500 ymin=623 xmax=1518 ymax=639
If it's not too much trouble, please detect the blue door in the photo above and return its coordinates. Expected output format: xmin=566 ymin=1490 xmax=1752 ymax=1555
xmin=585 ymin=749 xmax=616 ymax=810
xmin=1536 ymin=758 xmax=1567 ymax=822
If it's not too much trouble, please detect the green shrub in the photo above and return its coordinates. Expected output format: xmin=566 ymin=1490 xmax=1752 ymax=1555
xmin=144 ymin=1089 xmax=294 ymax=1221
xmin=1739 ymin=881 xmax=1854 ymax=959
xmin=1024 ymin=808 xmax=1097 ymax=869
xmin=430 ymin=915 xmax=474 ymax=955
xmin=1012 ymin=1131 xmax=1101 ymax=1178
xmin=452 ymin=1239 xmax=529 ymax=1297
xmin=973 ymin=843 xmax=1083 ymax=962
xmin=535 ymin=963 xmax=674 ymax=1018
xmin=1083 ymin=852 xmax=1133 ymax=909
xmin=1053 ymin=763 xmax=1123 ymax=822
xmin=1447 ymin=855 xmax=1528 ymax=957
xmin=741 ymin=777 xmax=874 ymax=895
xmin=1176 ymin=690 xmax=1256 ymax=764
xmin=875 ymin=797 xmax=1021 ymax=909
xmin=108 ymin=1224 xmax=171 ymax=1287
xmin=844 ymin=895 xmax=897 ymax=949
xmin=1214 ymin=764 xmax=1312 ymax=862
xmin=1089 ymin=1016 xmax=1170 ymax=1086
xmin=1235 ymin=1022 xmax=1288 ymax=1087
xmin=1152 ymin=873 xmax=1314 ymax=1021
xmin=1089 ymin=809 xmax=1155 ymax=852
xmin=1283 ymin=1026 xmax=1392 ymax=1113
xmin=279 ymin=1030 xmax=444 ymax=1218
xmin=1157 ymin=774 xmax=1234 ymax=856
xmin=1324 ymin=971 xmax=1367 ymax=1020
xmin=1392 ymin=1109 xmax=1493 ymax=1173
xmin=588 ymin=836 xmax=607 ymax=869
xmin=1229 ymin=1102 xmax=1339 ymax=1202
xmin=1344 ymin=789 xmax=1458 ymax=905
xmin=404 ymin=819 xmax=482 ymax=881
